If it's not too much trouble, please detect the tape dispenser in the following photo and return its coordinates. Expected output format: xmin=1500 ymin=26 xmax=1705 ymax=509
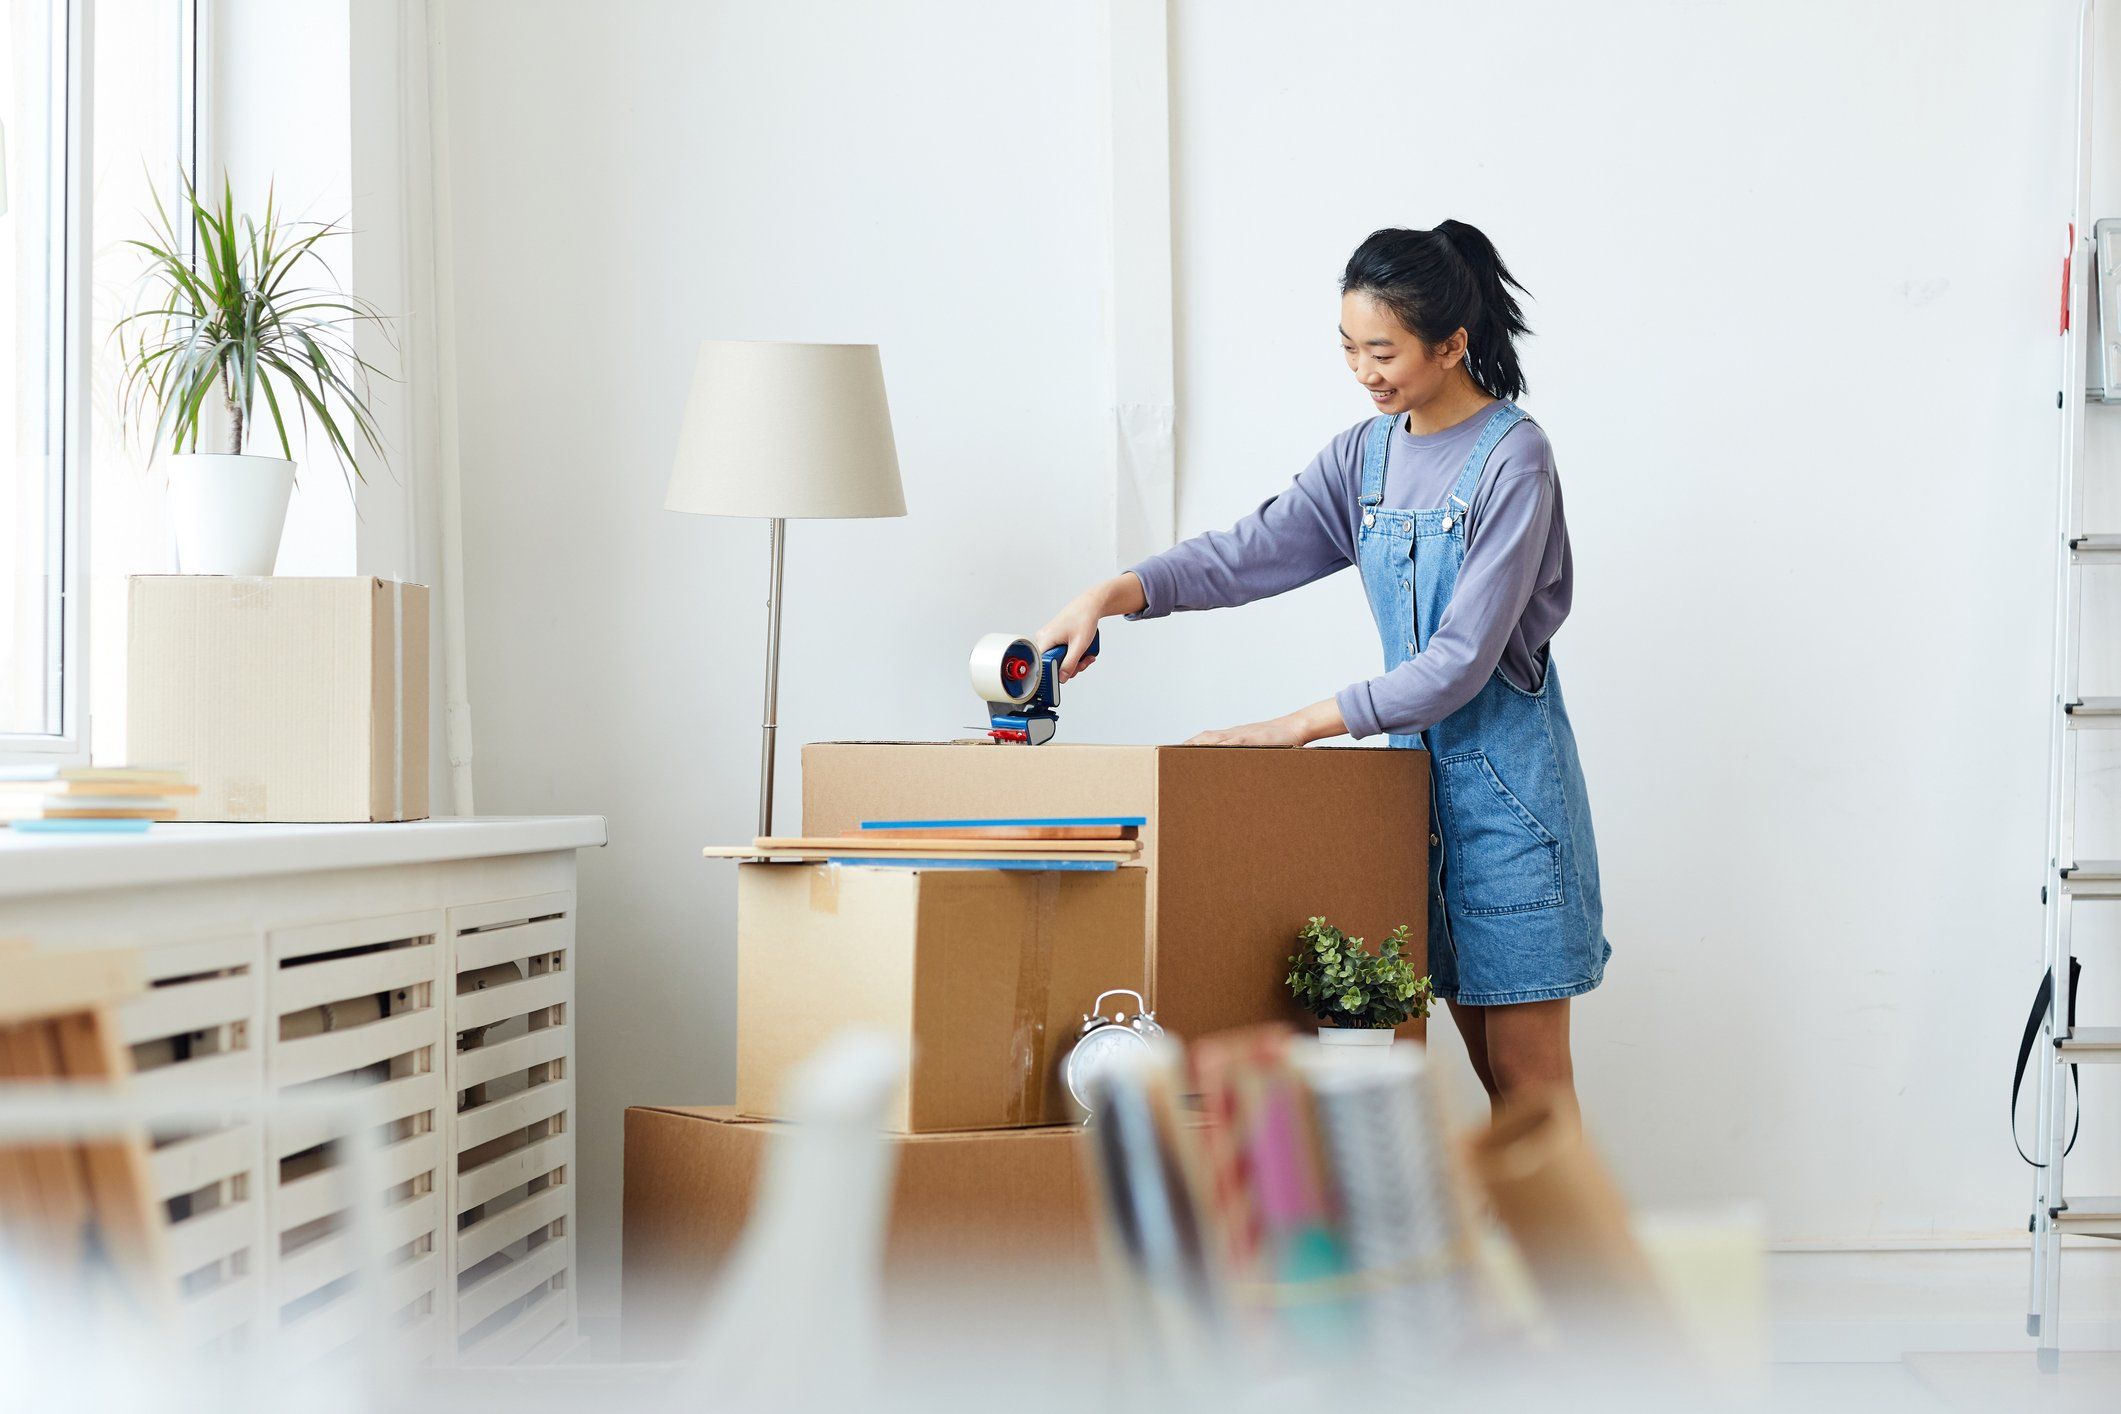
xmin=968 ymin=630 xmax=1099 ymax=745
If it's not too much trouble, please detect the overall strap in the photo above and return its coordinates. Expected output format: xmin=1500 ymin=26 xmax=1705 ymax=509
xmin=1359 ymin=414 xmax=1394 ymax=507
xmin=1446 ymin=402 xmax=1529 ymax=512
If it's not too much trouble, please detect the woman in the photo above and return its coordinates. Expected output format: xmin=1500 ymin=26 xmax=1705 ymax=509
xmin=1035 ymin=221 xmax=1609 ymax=1113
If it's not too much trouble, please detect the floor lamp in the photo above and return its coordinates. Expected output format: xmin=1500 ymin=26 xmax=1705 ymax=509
xmin=664 ymin=341 xmax=906 ymax=838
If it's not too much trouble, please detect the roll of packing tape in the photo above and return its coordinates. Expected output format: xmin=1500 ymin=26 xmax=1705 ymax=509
xmin=969 ymin=633 xmax=1042 ymax=707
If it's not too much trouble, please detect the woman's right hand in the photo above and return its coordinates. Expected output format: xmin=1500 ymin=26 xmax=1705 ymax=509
xmin=1035 ymin=573 xmax=1146 ymax=683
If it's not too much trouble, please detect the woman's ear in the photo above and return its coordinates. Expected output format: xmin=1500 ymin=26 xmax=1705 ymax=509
xmin=1435 ymin=326 xmax=1469 ymax=367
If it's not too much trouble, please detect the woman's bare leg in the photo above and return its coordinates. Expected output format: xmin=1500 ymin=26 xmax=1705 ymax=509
xmin=1482 ymin=997 xmax=1577 ymax=1118
xmin=1447 ymin=1000 xmax=1499 ymax=1103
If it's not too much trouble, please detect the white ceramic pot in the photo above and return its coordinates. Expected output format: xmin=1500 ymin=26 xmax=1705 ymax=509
xmin=1317 ymin=1026 xmax=1395 ymax=1047
xmin=166 ymin=453 xmax=297 ymax=575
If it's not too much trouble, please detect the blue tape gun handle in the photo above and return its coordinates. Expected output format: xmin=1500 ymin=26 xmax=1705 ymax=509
xmin=1046 ymin=629 xmax=1101 ymax=679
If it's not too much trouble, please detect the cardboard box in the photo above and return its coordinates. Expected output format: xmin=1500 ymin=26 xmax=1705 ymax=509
xmin=804 ymin=742 xmax=1430 ymax=1040
xmin=127 ymin=576 xmax=430 ymax=822
xmin=621 ymin=1104 xmax=1096 ymax=1358
xmin=737 ymin=862 xmax=1145 ymax=1131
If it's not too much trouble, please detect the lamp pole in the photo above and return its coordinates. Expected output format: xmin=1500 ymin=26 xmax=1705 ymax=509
xmin=757 ymin=516 xmax=786 ymax=839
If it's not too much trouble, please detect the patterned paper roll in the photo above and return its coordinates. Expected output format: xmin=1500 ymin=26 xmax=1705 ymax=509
xmin=1303 ymin=1048 xmax=1470 ymax=1351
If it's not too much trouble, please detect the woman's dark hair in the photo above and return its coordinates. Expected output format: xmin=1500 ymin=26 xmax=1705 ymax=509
xmin=1340 ymin=220 xmax=1531 ymax=402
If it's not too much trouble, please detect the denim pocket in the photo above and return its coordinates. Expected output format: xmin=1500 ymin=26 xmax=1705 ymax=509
xmin=1437 ymin=750 xmax=1564 ymax=915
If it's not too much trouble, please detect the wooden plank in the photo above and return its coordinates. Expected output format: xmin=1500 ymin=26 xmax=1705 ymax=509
xmin=178 ymin=1270 xmax=260 ymax=1343
xmin=269 ymin=910 xmax=445 ymax=966
xmin=457 ymin=1076 xmax=570 ymax=1154
xmin=50 ymin=1009 xmax=171 ymax=1316
xmin=0 ymin=949 xmax=142 ymax=1024
xmin=448 ymin=892 xmax=573 ymax=936
xmin=138 ymin=934 xmax=255 ymax=984
xmin=276 ymin=1189 xmax=438 ymax=1302
xmin=271 ymin=946 xmax=438 ymax=1014
xmin=129 ymin=1049 xmax=254 ymax=1107
xmin=454 ymin=916 xmax=569 ymax=974
xmin=703 ymin=846 xmax=1135 ymax=864
xmin=458 ymin=1288 xmax=569 ymax=1365
xmin=455 ymin=1234 xmax=567 ymax=1332
xmin=120 ymin=973 xmax=256 ymax=1046
xmin=0 ymin=1021 xmax=84 ymax=1269
xmin=857 ymin=823 xmax=1137 ymax=841
xmin=166 ymin=1201 xmax=256 ymax=1277
xmin=272 ymin=1072 xmax=441 ymax=1159
xmin=270 ymin=1010 xmax=432 ymax=1088
xmin=752 ymin=835 xmax=1139 ymax=855
xmin=149 ymin=1125 xmax=254 ymax=1201
xmin=454 ymin=1183 xmax=566 ymax=1272
xmin=455 ymin=1028 xmax=567 ymax=1092
xmin=454 ymin=972 xmax=569 ymax=1034
xmin=457 ymin=1133 xmax=571 ymax=1213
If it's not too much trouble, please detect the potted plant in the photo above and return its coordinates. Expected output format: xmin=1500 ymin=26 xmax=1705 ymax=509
xmin=116 ymin=176 xmax=391 ymax=575
xmin=1285 ymin=916 xmax=1434 ymax=1047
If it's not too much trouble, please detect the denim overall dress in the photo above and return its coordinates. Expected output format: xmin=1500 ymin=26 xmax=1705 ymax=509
xmin=1355 ymin=404 xmax=1610 ymax=1006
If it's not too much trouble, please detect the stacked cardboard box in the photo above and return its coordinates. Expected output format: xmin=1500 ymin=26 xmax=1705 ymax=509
xmin=622 ymin=739 xmax=1431 ymax=1356
xmin=127 ymin=576 xmax=430 ymax=822
xmin=802 ymin=742 xmax=1433 ymax=1038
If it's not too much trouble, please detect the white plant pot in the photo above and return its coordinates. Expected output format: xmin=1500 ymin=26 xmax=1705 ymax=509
xmin=167 ymin=453 xmax=297 ymax=576
xmin=1317 ymin=1026 xmax=1396 ymax=1047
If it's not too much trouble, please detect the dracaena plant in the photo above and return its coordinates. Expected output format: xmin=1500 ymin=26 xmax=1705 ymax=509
xmin=1286 ymin=916 xmax=1434 ymax=1029
xmin=114 ymin=174 xmax=392 ymax=492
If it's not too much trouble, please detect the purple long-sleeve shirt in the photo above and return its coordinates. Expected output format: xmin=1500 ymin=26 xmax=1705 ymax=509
xmin=1126 ymin=405 xmax=1572 ymax=740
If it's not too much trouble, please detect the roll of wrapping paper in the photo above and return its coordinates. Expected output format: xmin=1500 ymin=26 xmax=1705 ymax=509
xmin=1080 ymin=1043 xmax=1228 ymax=1374
xmin=1466 ymin=1089 xmax=1670 ymax=1346
xmin=1186 ymin=1025 xmax=1292 ymax=1276
xmin=1303 ymin=1047 xmax=1471 ymax=1351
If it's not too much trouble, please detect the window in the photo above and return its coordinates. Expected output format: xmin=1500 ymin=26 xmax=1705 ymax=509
xmin=0 ymin=0 xmax=82 ymax=753
xmin=0 ymin=0 xmax=195 ymax=765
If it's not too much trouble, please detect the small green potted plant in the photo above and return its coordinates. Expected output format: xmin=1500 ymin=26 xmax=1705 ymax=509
xmin=1285 ymin=916 xmax=1434 ymax=1047
xmin=115 ymin=175 xmax=392 ymax=575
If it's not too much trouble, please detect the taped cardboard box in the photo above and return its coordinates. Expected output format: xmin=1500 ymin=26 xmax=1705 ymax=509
xmin=803 ymin=742 xmax=1430 ymax=1040
xmin=621 ymin=1104 xmax=1096 ymax=1359
xmin=127 ymin=576 xmax=430 ymax=822
xmin=737 ymin=862 xmax=1144 ymax=1131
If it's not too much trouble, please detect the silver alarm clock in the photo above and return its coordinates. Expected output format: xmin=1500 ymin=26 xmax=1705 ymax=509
xmin=1062 ymin=989 xmax=1165 ymax=1118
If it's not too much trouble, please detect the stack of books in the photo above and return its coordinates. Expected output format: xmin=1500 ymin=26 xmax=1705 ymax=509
xmin=0 ymin=765 xmax=196 ymax=832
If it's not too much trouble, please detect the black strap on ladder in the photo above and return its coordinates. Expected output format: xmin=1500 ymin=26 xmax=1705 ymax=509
xmin=2015 ymin=958 xmax=2083 ymax=1166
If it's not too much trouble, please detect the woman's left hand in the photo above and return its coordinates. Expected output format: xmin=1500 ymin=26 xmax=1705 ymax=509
xmin=1184 ymin=716 xmax=1309 ymax=748
xmin=1184 ymin=698 xmax=1347 ymax=748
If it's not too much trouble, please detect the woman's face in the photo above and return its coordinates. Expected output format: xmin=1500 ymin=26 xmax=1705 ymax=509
xmin=1340 ymin=290 xmax=1465 ymax=416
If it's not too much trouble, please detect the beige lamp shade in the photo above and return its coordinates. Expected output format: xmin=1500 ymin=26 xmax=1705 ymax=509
xmin=664 ymin=341 xmax=906 ymax=519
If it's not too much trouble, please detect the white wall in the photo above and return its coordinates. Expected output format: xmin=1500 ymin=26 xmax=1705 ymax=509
xmin=436 ymin=0 xmax=1108 ymax=1315
xmin=430 ymin=0 xmax=2121 ymax=1326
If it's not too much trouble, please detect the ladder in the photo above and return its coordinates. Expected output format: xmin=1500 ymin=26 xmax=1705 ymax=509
xmin=2029 ymin=0 xmax=2120 ymax=1371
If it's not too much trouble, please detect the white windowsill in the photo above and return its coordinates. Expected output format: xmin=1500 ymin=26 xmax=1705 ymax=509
xmin=0 ymin=816 xmax=609 ymax=899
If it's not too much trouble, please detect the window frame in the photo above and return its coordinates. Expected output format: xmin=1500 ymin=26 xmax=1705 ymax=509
xmin=0 ymin=0 xmax=92 ymax=763
xmin=0 ymin=0 xmax=200 ymax=767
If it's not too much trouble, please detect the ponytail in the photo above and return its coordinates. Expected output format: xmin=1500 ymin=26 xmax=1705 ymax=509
xmin=1340 ymin=220 xmax=1532 ymax=402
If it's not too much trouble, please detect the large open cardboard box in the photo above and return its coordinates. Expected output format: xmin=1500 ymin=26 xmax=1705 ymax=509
xmin=621 ymin=1105 xmax=1096 ymax=1358
xmin=803 ymin=742 xmax=1430 ymax=1039
xmin=736 ymin=863 xmax=1146 ymax=1131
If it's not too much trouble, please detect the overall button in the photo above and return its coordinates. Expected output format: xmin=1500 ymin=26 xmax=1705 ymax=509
xmin=1363 ymin=512 xmax=1376 ymax=528
xmin=1430 ymin=833 xmax=1439 ymax=847
xmin=1441 ymin=516 xmax=1455 ymax=531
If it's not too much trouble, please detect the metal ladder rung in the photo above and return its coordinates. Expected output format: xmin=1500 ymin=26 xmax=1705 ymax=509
xmin=2058 ymin=1027 xmax=2121 ymax=1059
xmin=2064 ymin=697 xmax=2121 ymax=726
xmin=2061 ymin=860 xmax=2121 ymax=896
xmin=2053 ymin=1198 xmax=2121 ymax=1237
xmin=2070 ymin=533 xmax=2121 ymax=561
